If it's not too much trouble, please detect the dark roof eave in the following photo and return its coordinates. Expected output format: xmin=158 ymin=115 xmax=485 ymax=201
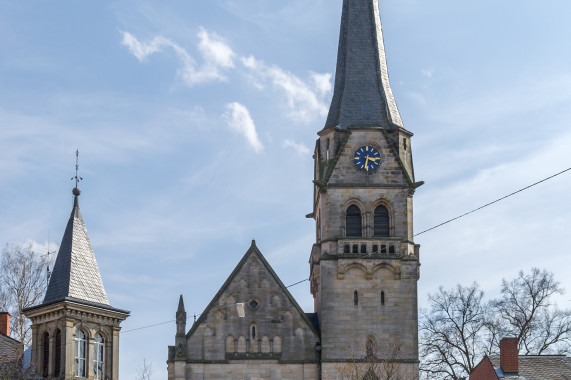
xmin=23 ymin=297 xmax=130 ymax=316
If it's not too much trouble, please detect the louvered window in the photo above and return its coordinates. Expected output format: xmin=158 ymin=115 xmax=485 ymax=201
xmin=42 ymin=332 xmax=49 ymax=378
xmin=54 ymin=329 xmax=61 ymax=377
xmin=346 ymin=205 xmax=362 ymax=237
xmin=374 ymin=205 xmax=390 ymax=237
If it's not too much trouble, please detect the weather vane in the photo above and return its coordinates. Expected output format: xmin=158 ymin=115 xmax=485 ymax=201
xmin=71 ymin=149 xmax=83 ymax=188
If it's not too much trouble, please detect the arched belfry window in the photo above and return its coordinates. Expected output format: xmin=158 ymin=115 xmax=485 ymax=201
xmin=346 ymin=205 xmax=362 ymax=237
xmin=42 ymin=332 xmax=49 ymax=378
xmin=374 ymin=205 xmax=390 ymax=237
xmin=93 ymin=333 xmax=105 ymax=379
xmin=74 ymin=329 xmax=87 ymax=377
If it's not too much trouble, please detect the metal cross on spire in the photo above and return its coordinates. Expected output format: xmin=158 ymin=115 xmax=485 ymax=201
xmin=71 ymin=149 xmax=83 ymax=188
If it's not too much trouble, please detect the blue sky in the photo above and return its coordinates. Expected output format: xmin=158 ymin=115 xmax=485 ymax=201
xmin=2 ymin=0 xmax=571 ymax=377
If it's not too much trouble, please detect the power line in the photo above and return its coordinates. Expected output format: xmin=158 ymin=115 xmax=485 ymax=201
xmin=121 ymin=167 xmax=571 ymax=335
xmin=414 ymin=166 xmax=571 ymax=237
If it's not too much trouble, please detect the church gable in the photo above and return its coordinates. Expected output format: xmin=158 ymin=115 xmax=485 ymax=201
xmin=323 ymin=129 xmax=413 ymax=188
xmin=184 ymin=241 xmax=320 ymax=363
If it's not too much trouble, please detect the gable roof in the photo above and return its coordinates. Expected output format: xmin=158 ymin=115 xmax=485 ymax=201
xmin=324 ymin=0 xmax=404 ymax=131
xmin=490 ymin=355 xmax=571 ymax=379
xmin=42 ymin=189 xmax=109 ymax=306
xmin=187 ymin=241 xmax=320 ymax=339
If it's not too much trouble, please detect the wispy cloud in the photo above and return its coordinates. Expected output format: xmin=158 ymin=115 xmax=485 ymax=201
xmin=242 ymin=56 xmax=331 ymax=123
xmin=120 ymin=29 xmax=236 ymax=87
xmin=283 ymin=139 xmax=310 ymax=155
xmin=223 ymin=102 xmax=264 ymax=153
xmin=121 ymin=29 xmax=332 ymax=124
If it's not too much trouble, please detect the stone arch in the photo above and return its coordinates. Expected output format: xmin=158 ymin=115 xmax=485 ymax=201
xmin=371 ymin=262 xmax=400 ymax=280
xmin=237 ymin=335 xmax=247 ymax=353
xmin=225 ymin=335 xmax=235 ymax=353
xmin=344 ymin=262 xmax=368 ymax=276
xmin=272 ymin=336 xmax=282 ymax=353
xmin=261 ymin=335 xmax=271 ymax=353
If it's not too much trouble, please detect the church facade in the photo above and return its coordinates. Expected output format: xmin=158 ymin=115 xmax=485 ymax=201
xmin=167 ymin=0 xmax=421 ymax=378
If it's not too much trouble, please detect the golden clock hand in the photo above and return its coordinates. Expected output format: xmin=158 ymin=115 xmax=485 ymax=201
xmin=365 ymin=156 xmax=370 ymax=171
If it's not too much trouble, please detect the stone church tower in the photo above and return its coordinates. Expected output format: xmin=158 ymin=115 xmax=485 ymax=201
xmin=308 ymin=0 xmax=421 ymax=377
xmin=24 ymin=186 xmax=130 ymax=379
xmin=168 ymin=0 xmax=421 ymax=378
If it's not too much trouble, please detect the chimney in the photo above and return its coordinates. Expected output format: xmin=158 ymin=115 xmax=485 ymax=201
xmin=500 ymin=337 xmax=519 ymax=374
xmin=0 ymin=312 xmax=9 ymax=336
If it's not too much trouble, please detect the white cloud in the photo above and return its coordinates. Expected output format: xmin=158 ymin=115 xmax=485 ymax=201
xmin=121 ymin=32 xmax=171 ymax=62
xmin=283 ymin=139 xmax=310 ymax=155
xmin=241 ymin=56 xmax=331 ymax=123
xmin=120 ymin=29 xmax=236 ymax=87
xmin=223 ymin=102 xmax=264 ymax=153
xmin=197 ymin=27 xmax=235 ymax=69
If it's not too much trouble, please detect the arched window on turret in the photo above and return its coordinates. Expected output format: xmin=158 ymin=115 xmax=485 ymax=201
xmin=374 ymin=205 xmax=390 ymax=237
xmin=93 ymin=333 xmax=105 ymax=380
xmin=346 ymin=205 xmax=362 ymax=237
xmin=74 ymin=329 xmax=87 ymax=377
xmin=42 ymin=332 xmax=49 ymax=378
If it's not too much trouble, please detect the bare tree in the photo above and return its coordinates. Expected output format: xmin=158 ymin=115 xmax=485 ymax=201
xmin=494 ymin=268 xmax=571 ymax=355
xmin=0 ymin=346 xmax=38 ymax=380
xmin=337 ymin=340 xmax=407 ymax=380
xmin=420 ymin=268 xmax=571 ymax=380
xmin=135 ymin=358 xmax=153 ymax=380
xmin=419 ymin=283 xmax=499 ymax=380
xmin=0 ymin=243 xmax=49 ymax=345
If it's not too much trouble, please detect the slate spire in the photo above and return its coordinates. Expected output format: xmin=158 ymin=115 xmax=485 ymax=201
xmin=43 ymin=187 xmax=109 ymax=305
xmin=324 ymin=0 xmax=404 ymax=131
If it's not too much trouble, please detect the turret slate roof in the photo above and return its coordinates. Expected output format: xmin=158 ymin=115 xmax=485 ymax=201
xmin=324 ymin=0 xmax=404 ymax=131
xmin=42 ymin=190 xmax=109 ymax=306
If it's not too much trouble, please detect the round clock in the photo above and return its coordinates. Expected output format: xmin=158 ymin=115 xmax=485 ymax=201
xmin=354 ymin=145 xmax=382 ymax=172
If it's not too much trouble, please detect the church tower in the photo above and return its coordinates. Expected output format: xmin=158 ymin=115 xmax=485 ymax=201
xmin=308 ymin=0 xmax=421 ymax=377
xmin=24 ymin=182 xmax=130 ymax=379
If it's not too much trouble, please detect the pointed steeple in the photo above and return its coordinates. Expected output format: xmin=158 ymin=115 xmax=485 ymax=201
xmin=324 ymin=0 xmax=404 ymax=131
xmin=43 ymin=187 xmax=109 ymax=305
xmin=177 ymin=294 xmax=185 ymax=314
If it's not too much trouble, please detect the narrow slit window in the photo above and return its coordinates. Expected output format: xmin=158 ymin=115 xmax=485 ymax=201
xmin=354 ymin=291 xmax=358 ymax=305
xmin=381 ymin=292 xmax=385 ymax=306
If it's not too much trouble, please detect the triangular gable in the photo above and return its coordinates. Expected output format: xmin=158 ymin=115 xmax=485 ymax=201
xmin=187 ymin=241 xmax=320 ymax=339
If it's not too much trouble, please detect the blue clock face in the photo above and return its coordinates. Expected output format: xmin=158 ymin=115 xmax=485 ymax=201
xmin=354 ymin=145 xmax=382 ymax=172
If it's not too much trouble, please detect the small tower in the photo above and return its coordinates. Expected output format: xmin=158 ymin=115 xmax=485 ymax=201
xmin=175 ymin=295 xmax=187 ymax=359
xmin=23 ymin=159 xmax=129 ymax=380
xmin=309 ymin=0 xmax=421 ymax=378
